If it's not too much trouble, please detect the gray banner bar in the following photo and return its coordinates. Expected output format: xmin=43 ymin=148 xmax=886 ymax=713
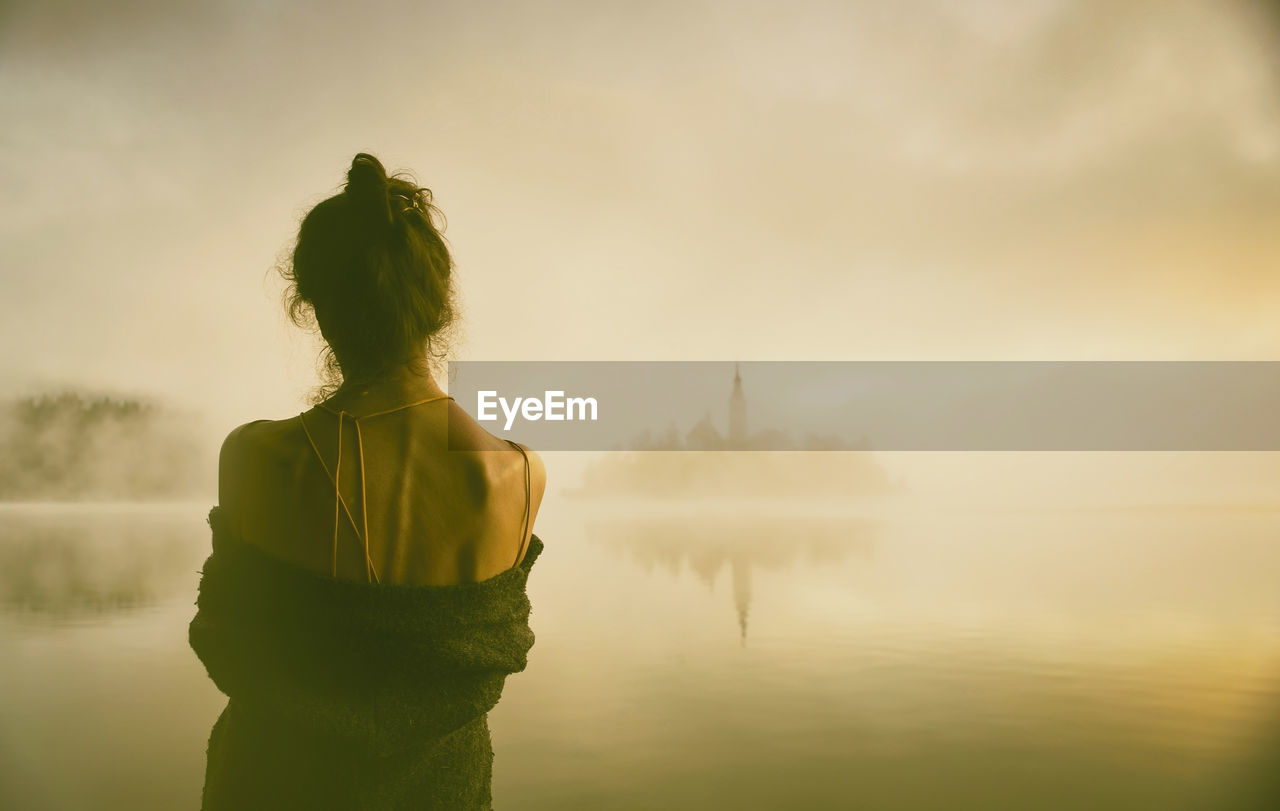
xmin=446 ymin=361 xmax=1280 ymax=450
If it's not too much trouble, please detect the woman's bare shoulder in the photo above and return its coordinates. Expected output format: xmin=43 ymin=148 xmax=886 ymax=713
xmin=444 ymin=400 xmax=514 ymax=452
xmin=216 ymin=417 xmax=307 ymax=503
xmin=219 ymin=419 xmax=268 ymax=464
xmin=221 ymin=415 xmax=316 ymax=458
xmin=444 ymin=404 xmax=546 ymax=484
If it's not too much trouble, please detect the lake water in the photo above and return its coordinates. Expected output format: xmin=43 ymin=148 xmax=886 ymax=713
xmin=1 ymin=497 xmax=1278 ymax=809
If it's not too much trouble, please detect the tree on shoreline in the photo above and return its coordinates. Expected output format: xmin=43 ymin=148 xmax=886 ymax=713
xmin=0 ymin=391 xmax=212 ymax=500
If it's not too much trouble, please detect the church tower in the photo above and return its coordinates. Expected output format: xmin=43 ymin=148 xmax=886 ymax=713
xmin=729 ymin=362 xmax=747 ymax=449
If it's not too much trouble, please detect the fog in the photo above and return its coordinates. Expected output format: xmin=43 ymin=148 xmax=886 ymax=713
xmin=2 ymin=0 xmax=1278 ymax=505
xmin=0 ymin=393 xmax=214 ymax=500
xmin=3 ymin=0 xmax=1279 ymax=413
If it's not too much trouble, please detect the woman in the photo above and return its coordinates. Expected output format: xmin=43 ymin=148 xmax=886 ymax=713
xmin=189 ymin=154 xmax=547 ymax=810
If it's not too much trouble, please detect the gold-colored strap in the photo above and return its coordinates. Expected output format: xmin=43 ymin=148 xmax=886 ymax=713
xmin=298 ymin=411 xmax=363 ymax=565
xmin=302 ymin=394 xmax=454 ymax=583
xmin=506 ymin=439 xmax=532 ymax=567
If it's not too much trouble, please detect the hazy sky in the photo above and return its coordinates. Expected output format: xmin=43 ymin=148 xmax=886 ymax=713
xmin=2 ymin=0 xmax=1278 ymax=427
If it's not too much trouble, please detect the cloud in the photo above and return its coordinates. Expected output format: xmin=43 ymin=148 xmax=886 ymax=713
xmin=1 ymin=0 xmax=1278 ymax=419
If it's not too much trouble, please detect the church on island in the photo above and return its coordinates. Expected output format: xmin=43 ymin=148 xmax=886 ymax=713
xmin=571 ymin=362 xmax=889 ymax=499
xmin=644 ymin=363 xmax=867 ymax=452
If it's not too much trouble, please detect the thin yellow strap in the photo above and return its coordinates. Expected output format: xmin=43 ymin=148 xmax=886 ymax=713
xmin=506 ymin=439 xmax=532 ymax=567
xmin=298 ymin=412 xmax=365 ymax=549
xmin=333 ymin=414 xmax=344 ymax=576
xmin=354 ymin=419 xmax=378 ymax=583
xmin=308 ymin=394 xmax=454 ymax=583
xmin=350 ymin=394 xmax=453 ymax=421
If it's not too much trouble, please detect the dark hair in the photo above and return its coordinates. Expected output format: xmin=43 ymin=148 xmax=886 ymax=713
xmin=281 ymin=153 xmax=456 ymax=400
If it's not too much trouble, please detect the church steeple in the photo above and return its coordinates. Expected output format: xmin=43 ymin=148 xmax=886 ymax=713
xmin=729 ymin=362 xmax=747 ymax=449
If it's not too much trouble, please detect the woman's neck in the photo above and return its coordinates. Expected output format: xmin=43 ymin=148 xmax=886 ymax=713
xmin=324 ymin=363 xmax=447 ymax=413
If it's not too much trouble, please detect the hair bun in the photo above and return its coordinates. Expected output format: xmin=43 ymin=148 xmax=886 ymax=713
xmin=345 ymin=153 xmax=392 ymax=225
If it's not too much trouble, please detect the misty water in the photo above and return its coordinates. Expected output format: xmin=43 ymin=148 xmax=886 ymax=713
xmin=2 ymin=496 xmax=1278 ymax=810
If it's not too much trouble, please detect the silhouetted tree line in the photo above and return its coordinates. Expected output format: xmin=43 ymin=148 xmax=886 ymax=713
xmin=0 ymin=391 xmax=210 ymax=500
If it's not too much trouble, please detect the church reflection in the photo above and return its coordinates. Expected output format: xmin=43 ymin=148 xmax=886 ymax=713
xmin=586 ymin=514 xmax=877 ymax=643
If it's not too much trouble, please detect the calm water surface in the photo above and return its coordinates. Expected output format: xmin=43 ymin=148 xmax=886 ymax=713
xmin=1 ymin=498 xmax=1278 ymax=809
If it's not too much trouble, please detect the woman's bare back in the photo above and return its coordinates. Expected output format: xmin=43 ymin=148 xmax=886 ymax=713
xmin=217 ymin=397 xmax=545 ymax=586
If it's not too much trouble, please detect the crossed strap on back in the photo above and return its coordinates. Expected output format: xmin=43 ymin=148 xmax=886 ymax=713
xmin=296 ymin=395 xmax=531 ymax=583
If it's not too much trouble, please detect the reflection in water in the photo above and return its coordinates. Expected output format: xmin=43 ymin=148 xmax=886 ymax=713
xmin=0 ymin=505 xmax=226 ymax=811
xmin=2 ymin=503 xmax=1279 ymax=809
xmin=587 ymin=513 xmax=876 ymax=642
xmin=0 ymin=505 xmax=205 ymax=619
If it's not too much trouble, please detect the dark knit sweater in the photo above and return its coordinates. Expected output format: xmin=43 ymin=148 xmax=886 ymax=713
xmin=189 ymin=506 xmax=542 ymax=810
